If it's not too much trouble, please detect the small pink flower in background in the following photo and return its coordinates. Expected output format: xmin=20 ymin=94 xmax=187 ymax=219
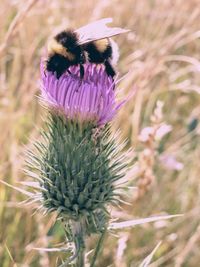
xmin=155 ymin=124 xmax=172 ymax=140
xmin=138 ymin=127 xmax=154 ymax=142
xmin=40 ymin=62 xmax=124 ymax=125
xmin=159 ymin=154 xmax=184 ymax=171
xmin=138 ymin=124 xmax=172 ymax=143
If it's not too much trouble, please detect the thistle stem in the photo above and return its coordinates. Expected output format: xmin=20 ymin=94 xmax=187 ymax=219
xmin=90 ymin=228 xmax=107 ymax=267
xmin=73 ymin=221 xmax=85 ymax=267
xmin=76 ymin=246 xmax=85 ymax=267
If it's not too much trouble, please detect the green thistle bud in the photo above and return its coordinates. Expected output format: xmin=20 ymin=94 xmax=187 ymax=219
xmin=28 ymin=113 xmax=127 ymax=236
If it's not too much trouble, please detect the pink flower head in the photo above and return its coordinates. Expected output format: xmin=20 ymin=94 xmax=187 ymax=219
xmin=40 ymin=62 xmax=124 ymax=125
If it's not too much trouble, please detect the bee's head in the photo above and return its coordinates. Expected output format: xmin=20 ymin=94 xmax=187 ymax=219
xmin=55 ymin=30 xmax=80 ymax=52
xmin=48 ymin=30 xmax=85 ymax=64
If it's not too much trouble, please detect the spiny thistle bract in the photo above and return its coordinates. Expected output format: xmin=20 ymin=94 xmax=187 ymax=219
xmin=26 ymin=61 xmax=129 ymax=266
xmin=29 ymin=114 xmax=127 ymax=234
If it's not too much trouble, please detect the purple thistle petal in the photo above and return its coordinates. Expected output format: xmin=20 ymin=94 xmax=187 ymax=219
xmin=40 ymin=61 xmax=124 ymax=125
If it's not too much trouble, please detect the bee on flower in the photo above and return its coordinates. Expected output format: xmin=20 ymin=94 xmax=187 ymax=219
xmin=46 ymin=18 xmax=129 ymax=79
xmin=41 ymin=18 xmax=129 ymax=125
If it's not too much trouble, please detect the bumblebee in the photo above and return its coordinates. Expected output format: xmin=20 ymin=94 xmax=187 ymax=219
xmin=46 ymin=18 xmax=129 ymax=79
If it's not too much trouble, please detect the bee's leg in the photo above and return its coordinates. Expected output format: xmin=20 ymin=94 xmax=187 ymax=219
xmin=56 ymin=70 xmax=63 ymax=79
xmin=67 ymin=69 xmax=72 ymax=75
xmin=75 ymin=64 xmax=85 ymax=91
xmin=80 ymin=64 xmax=85 ymax=80
xmin=104 ymin=60 xmax=116 ymax=78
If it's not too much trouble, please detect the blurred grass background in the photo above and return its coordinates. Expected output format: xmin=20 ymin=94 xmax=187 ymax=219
xmin=1 ymin=0 xmax=200 ymax=266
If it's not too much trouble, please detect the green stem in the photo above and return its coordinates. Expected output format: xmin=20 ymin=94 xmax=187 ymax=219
xmin=76 ymin=246 xmax=85 ymax=267
xmin=74 ymin=221 xmax=85 ymax=267
xmin=90 ymin=228 xmax=107 ymax=267
xmin=60 ymin=220 xmax=85 ymax=267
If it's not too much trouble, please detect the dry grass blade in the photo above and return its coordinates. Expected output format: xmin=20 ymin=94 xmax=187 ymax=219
xmin=0 ymin=0 xmax=39 ymax=56
xmin=139 ymin=241 xmax=162 ymax=267
xmin=33 ymin=247 xmax=71 ymax=252
xmin=109 ymin=214 xmax=183 ymax=230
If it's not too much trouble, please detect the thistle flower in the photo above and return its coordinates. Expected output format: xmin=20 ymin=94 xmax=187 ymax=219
xmin=37 ymin=62 xmax=127 ymax=221
xmin=27 ymin=62 xmax=128 ymax=266
xmin=40 ymin=62 xmax=123 ymax=125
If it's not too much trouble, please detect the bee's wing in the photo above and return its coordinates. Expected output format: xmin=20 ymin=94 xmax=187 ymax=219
xmin=75 ymin=18 xmax=130 ymax=45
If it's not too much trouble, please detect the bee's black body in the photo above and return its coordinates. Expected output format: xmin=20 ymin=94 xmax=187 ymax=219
xmin=46 ymin=54 xmax=70 ymax=79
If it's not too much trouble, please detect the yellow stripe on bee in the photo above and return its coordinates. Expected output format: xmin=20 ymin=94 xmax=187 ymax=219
xmin=47 ymin=39 xmax=75 ymax=60
xmin=94 ymin=38 xmax=109 ymax=52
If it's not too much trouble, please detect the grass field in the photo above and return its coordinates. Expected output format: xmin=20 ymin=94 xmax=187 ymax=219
xmin=1 ymin=0 xmax=200 ymax=266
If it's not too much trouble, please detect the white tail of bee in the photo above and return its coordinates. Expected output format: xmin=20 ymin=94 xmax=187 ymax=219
xmin=110 ymin=39 xmax=120 ymax=65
